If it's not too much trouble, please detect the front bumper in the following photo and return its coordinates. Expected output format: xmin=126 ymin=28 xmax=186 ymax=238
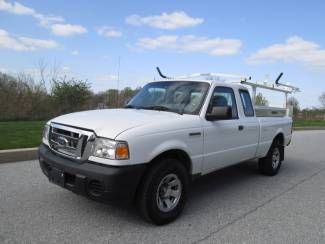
xmin=38 ymin=144 xmax=146 ymax=202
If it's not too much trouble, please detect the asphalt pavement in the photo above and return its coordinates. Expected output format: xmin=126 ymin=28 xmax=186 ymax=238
xmin=0 ymin=131 xmax=325 ymax=244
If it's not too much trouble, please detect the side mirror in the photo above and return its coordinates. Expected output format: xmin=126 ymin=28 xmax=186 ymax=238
xmin=206 ymin=106 xmax=232 ymax=121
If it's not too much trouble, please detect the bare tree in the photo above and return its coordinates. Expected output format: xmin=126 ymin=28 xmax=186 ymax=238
xmin=287 ymin=96 xmax=300 ymax=117
xmin=37 ymin=58 xmax=61 ymax=89
xmin=38 ymin=58 xmax=48 ymax=85
xmin=320 ymin=92 xmax=325 ymax=108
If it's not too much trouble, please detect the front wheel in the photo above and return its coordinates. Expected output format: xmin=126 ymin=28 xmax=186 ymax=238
xmin=136 ymin=158 xmax=189 ymax=225
xmin=259 ymin=140 xmax=283 ymax=176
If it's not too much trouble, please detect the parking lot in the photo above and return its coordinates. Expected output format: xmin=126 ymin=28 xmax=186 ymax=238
xmin=0 ymin=130 xmax=325 ymax=243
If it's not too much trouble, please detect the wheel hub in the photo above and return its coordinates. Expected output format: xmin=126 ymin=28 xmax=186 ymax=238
xmin=156 ymin=173 xmax=182 ymax=212
xmin=272 ymin=147 xmax=280 ymax=169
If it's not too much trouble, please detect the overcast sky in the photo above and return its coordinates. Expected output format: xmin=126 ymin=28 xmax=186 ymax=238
xmin=0 ymin=0 xmax=325 ymax=108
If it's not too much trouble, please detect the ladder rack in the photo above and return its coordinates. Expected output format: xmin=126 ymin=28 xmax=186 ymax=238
xmin=174 ymin=71 xmax=300 ymax=106
xmin=155 ymin=68 xmax=300 ymax=112
xmin=240 ymin=73 xmax=300 ymax=106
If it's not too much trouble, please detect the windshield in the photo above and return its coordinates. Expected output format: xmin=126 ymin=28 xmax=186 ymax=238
xmin=126 ymin=81 xmax=210 ymax=115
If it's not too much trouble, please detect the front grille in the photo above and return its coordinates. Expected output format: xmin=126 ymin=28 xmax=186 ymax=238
xmin=49 ymin=123 xmax=94 ymax=160
xmin=51 ymin=128 xmax=79 ymax=148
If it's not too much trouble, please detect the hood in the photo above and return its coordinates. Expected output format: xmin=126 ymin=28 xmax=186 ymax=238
xmin=50 ymin=108 xmax=181 ymax=139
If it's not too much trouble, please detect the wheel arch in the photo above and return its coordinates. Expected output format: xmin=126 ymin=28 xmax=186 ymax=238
xmin=149 ymin=149 xmax=192 ymax=176
xmin=273 ymin=132 xmax=285 ymax=146
xmin=134 ymin=148 xmax=192 ymax=204
xmin=273 ymin=132 xmax=285 ymax=161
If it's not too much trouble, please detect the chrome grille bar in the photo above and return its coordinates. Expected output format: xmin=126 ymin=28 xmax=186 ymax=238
xmin=49 ymin=123 xmax=95 ymax=160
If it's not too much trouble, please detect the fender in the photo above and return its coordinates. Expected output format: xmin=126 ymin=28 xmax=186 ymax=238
xmin=146 ymin=139 xmax=203 ymax=175
xmin=273 ymin=128 xmax=285 ymax=144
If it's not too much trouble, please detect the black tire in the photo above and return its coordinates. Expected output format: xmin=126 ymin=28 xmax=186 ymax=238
xmin=136 ymin=158 xmax=189 ymax=225
xmin=259 ymin=139 xmax=284 ymax=176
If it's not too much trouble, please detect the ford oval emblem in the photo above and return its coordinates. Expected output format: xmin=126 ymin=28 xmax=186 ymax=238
xmin=57 ymin=136 xmax=68 ymax=147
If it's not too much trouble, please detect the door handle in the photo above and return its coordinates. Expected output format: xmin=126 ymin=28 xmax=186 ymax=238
xmin=238 ymin=125 xmax=244 ymax=131
xmin=189 ymin=132 xmax=201 ymax=136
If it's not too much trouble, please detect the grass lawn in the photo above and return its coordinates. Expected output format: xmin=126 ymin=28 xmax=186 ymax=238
xmin=0 ymin=119 xmax=324 ymax=150
xmin=293 ymin=119 xmax=325 ymax=127
xmin=0 ymin=121 xmax=46 ymax=150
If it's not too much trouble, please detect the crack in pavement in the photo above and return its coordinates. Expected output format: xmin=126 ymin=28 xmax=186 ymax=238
xmin=192 ymin=166 xmax=325 ymax=244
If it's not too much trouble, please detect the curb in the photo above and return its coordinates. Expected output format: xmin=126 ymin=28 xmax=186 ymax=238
xmin=293 ymin=127 xmax=325 ymax=131
xmin=0 ymin=147 xmax=38 ymax=164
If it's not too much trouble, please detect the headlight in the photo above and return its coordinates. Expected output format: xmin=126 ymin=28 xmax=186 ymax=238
xmin=92 ymin=138 xmax=129 ymax=160
xmin=42 ymin=124 xmax=50 ymax=144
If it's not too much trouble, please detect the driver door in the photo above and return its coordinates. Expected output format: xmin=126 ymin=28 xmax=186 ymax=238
xmin=202 ymin=86 xmax=242 ymax=174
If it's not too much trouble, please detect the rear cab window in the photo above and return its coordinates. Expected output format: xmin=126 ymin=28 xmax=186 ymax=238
xmin=239 ymin=90 xmax=254 ymax=117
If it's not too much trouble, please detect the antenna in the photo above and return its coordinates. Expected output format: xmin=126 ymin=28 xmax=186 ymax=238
xmin=117 ymin=56 xmax=120 ymax=108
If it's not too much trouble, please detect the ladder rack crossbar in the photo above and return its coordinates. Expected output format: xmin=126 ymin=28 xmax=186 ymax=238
xmin=177 ymin=72 xmax=248 ymax=81
xmin=241 ymin=80 xmax=299 ymax=94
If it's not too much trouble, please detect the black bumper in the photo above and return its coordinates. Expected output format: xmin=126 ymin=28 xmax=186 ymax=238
xmin=38 ymin=144 xmax=147 ymax=202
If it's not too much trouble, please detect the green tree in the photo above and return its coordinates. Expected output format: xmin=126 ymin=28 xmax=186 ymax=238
xmin=255 ymin=92 xmax=269 ymax=106
xmin=118 ymin=86 xmax=141 ymax=107
xmin=51 ymin=77 xmax=92 ymax=115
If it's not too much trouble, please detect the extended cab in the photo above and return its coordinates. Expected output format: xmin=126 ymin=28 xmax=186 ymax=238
xmin=39 ymin=75 xmax=294 ymax=225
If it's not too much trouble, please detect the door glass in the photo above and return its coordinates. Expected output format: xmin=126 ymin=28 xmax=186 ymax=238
xmin=207 ymin=87 xmax=238 ymax=119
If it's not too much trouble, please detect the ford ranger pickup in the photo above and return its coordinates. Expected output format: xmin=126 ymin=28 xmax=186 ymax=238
xmin=39 ymin=72 xmax=296 ymax=225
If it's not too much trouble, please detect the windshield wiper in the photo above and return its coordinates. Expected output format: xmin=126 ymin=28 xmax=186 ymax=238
xmin=124 ymin=104 xmax=137 ymax=109
xmin=125 ymin=104 xmax=182 ymax=115
xmin=141 ymin=105 xmax=182 ymax=115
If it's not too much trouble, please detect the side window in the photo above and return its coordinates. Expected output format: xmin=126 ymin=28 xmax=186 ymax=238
xmin=239 ymin=90 xmax=254 ymax=117
xmin=207 ymin=87 xmax=238 ymax=119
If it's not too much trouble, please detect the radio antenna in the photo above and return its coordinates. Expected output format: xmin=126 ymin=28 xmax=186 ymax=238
xmin=116 ymin=56 xmax=120 ymax=108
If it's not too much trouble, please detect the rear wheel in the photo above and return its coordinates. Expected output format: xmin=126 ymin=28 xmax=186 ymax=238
xmin=136 ymin=158 xmax=189 ymax=225
xmin=259 ymin=139 xmax=283 ymax=176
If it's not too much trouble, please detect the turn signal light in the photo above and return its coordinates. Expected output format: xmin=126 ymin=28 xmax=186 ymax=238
xmin=115 ymin=143 xmax=129 ymax=160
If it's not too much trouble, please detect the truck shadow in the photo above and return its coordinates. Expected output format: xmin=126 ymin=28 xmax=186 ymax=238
xmin=64 ymin=158 xmax=306 ymax=227
xmin=186 ymin=160 xmax=260 ymax=212
xmin=190 ymin=160 xmax=259 ymax=197
xmin=72 ymin=160 xmax=262 ymax=226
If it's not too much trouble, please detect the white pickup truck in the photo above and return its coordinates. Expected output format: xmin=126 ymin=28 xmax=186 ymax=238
xmin=39 ymin=74 xmax=294 ymax=225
